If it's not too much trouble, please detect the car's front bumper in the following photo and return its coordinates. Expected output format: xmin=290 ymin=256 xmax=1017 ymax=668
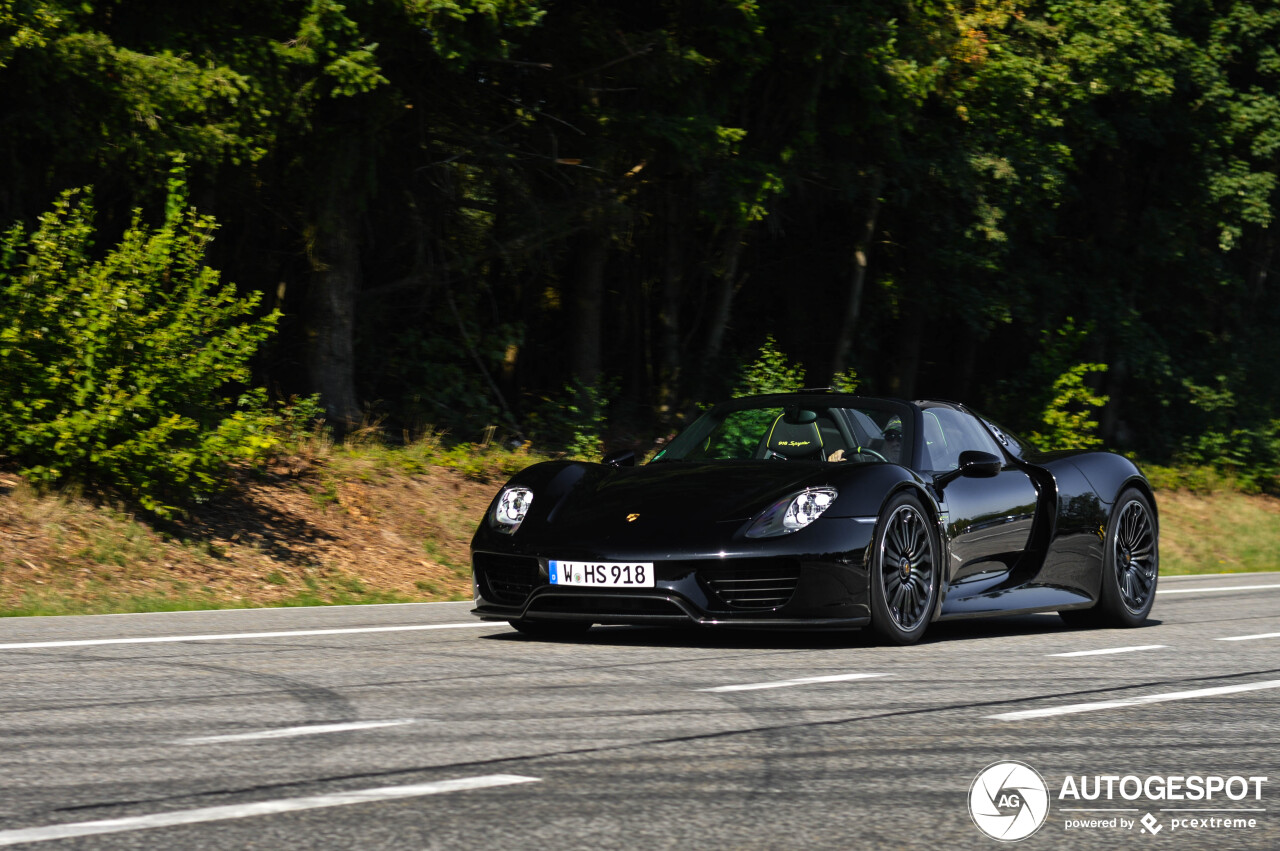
xmin=470 ymin=520 xmax=875 ymax=629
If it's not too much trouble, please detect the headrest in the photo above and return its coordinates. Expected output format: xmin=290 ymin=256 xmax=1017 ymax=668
xmin=767 ymin=414 xmax=822 ymax=459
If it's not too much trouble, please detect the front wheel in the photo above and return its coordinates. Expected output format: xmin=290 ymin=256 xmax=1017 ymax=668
xmin=869 ymin=492 xmax=940 ymax=645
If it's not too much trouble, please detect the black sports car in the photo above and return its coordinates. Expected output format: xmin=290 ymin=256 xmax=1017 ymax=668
xmin=470 ymin=392 xmax=1158 ymax=644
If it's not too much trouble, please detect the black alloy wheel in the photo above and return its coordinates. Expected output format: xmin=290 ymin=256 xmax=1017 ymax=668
xmin=1113 ymin=494 xmax=1158 ymax=612
xmin=870 ymin=492 xmax=939 ymax=645
xmin=1060 ymin=487 xmax=1158 ymax=628
xmin=1101 ymin=488 xmax=1159 ymax=625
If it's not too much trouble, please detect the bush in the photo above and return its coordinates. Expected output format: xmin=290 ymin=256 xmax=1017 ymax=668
xmin=0 ymin=177 xmax=280 ymax=516
xmin=1175 ymin=376 xmax=1280 ymax=494
xmin=1140 ymin=462 xmax=1238 ymax=494
xmin=732 ymin=335 xmax=859 ymax=396
xmin=1029 ymin=361 xmax=1109 ymax=450
xmin=734 ymin=335 xmax=807 ymax=396
xmin=525 ymin=378 xmax=614 ymax=460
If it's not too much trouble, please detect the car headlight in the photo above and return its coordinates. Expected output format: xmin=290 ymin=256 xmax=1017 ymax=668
xmin=746 ymin=487 xmax=837 ymax=538
xmin=491 ymin=487 xmax=533 ymax=533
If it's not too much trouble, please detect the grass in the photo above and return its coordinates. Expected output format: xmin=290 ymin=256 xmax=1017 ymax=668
xmin=1 ymin=436 xmax=1275 ymax=618
xmin=0 ymin=585 xmax=422 ymax=618
xmin=1157 ymin=489 xmax=1280 ymax=575
xmin=0 ymin=425 xmax=523 ymax=617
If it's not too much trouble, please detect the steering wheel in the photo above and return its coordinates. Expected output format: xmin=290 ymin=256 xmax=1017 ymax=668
xmin=851 ymin=445 xmax=888 ymax=462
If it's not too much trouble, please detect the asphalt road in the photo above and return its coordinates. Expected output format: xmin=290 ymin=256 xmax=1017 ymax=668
xmin=0 ymin=572 xmax=1277 ymax=850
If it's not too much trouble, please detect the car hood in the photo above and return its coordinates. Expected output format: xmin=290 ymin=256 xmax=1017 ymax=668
xmin=476 ymin=459 xmax=923 ymax=560
xmin=501 ymin=459 xmax=907 ymax=542
xmin=558 ymin=461 xmax=825 ymax=523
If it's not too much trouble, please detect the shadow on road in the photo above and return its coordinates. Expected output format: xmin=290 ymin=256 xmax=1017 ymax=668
xmin=480 ymin=613 xmax=1164 ymax=650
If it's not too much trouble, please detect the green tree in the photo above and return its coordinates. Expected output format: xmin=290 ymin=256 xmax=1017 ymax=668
xmin=1030 ymin=362 xmax=1109 ymax=450
xmin=2 ymin=0 xmax=1278 ymax=467
xmin=734 ymin=336 xmax=807 ymax=396
xmin=0 ymin=177 xmax=280 ymax=516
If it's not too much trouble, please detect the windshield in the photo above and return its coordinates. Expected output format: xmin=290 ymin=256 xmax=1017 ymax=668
xmin=655 ymin=396 xmax=913 ymax=465
xmin=974 ymin=411 xmax=1035 ymax=458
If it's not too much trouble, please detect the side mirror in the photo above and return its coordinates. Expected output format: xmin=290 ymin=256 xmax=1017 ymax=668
xmin=601 ymin=449 xmax=637 ymax=467
xmin=957 ymin=450 xmax=1002 ymax=478
xmin=935 ymin=450 xmax=1002 ymax=489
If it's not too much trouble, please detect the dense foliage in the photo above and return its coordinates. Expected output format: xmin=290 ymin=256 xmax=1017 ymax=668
xmin=0 ymin=175 xmax=279 ymax=515
xmin=2 ymin=1 xmax=1279 ymax=492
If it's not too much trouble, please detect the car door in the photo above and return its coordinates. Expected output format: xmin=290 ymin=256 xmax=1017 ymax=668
xmin=921 ymin=407 xmax=1039 ymax=583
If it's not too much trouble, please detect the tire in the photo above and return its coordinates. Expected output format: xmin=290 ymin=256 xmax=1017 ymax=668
xmin=507 ymin=619 xmax=593 ymax=641
xmin=1095 ymin=488 xmax=1159 ymax=627
xmin=869 ymin=492 xmax=940 ymax=645
xmin=1059 ymin=489 xmax=1158 ymax=628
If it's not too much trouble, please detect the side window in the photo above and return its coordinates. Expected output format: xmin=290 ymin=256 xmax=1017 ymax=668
xmin=922 ymin=408 xmax=1003 ymax=470
xmin=951 ymin=410 xmax=1004 ymax=456
xmin=921 ymin=411 xmax=957 ymax=470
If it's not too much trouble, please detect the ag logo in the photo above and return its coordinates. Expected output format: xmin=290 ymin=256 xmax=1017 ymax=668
xmin=968 ymin=761 xmax=1050 ymax=841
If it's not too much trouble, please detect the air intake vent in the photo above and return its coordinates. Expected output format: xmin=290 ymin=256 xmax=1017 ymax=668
xmin=526 ymin=594 xmax=688 ymax=621
xmin=473 ymin=552 xmax=539 ymax=605
xmin=701 ymin=560 xmax=802 ymax=609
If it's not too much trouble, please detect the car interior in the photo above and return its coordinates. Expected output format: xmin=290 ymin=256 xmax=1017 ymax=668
xmin=758 ymin=408 xmax=828 ymax=460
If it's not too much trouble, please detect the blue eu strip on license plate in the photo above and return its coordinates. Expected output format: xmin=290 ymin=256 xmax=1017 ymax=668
xmin=549 ymin=560 xmax=655 ymax=588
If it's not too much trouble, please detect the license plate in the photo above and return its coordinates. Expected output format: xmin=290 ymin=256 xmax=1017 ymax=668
xmin=549 ymin=560 xmax=655 ymax=588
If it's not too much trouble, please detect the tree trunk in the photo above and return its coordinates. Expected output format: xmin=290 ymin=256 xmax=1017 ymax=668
xmin=305 ymin=192 xmax=363 ymax=431
xmin=954 ymin=332 xmax=977 ymax=401
xmin=656 ymin=208 xmax=685 ymax=424
xmin=1100 ymin=355 xmax=1126 ymax=446
xmin=1247 ymin=226 xmax=1275 ymax=307
xmin=696 ymin=223 xmax=747 ymax=395
xmin=570 ymin=226 xmax=610 ymax=390
xmin=892 ymin=310 xmax=924 ymax=400
xmin=831 ymin=172 xmax=882 ymax=379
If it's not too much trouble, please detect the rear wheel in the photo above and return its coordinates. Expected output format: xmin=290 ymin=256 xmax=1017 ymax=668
xmin=508 ymin=619 xmax=593 ymax=641
xmin=869 ymin=492 xmax=939 ymax=645
xmin=1099 ymin=489 xmax=1159 ymax=626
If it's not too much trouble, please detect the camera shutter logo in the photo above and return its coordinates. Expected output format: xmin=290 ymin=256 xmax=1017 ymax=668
xmin=969 ymin=761 xmax=1051 ymax=841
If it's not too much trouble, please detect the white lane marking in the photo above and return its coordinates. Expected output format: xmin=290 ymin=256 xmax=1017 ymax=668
xmin=1049 ymin=645 xmax=1167 ymax=657
xmin=0 ymin=600 xmax=475 ymax=621
xmin=0 ymin=775 xmax=540 ymax=847
xmin=0 ymin=622 xmax=497 ymax=650
xmin=988 ymin=678 xmax=1280 ymax=721
xmin=1216 ymin=632 xmax=1280 ymax=642
xmin=177 ymin=719 xmax=419 ymax=745
xmin=1157 ymin=583 xmax=1280 ymax=595
xmin=699 ymin=673 xmax=889 ymax=693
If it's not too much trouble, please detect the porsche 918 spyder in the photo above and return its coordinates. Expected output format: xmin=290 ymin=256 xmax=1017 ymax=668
xmin=469 ymin=392 xmax=1158 ymax=645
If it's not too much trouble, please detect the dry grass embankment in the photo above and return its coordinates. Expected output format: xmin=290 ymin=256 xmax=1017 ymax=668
xmin=0 ymin=448 xmax=1275 ymax=615
xmin=0 ymin=434 xmax=541 ymax=616
xmin=1157 ymin=489 xmax=1280 ymax=575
